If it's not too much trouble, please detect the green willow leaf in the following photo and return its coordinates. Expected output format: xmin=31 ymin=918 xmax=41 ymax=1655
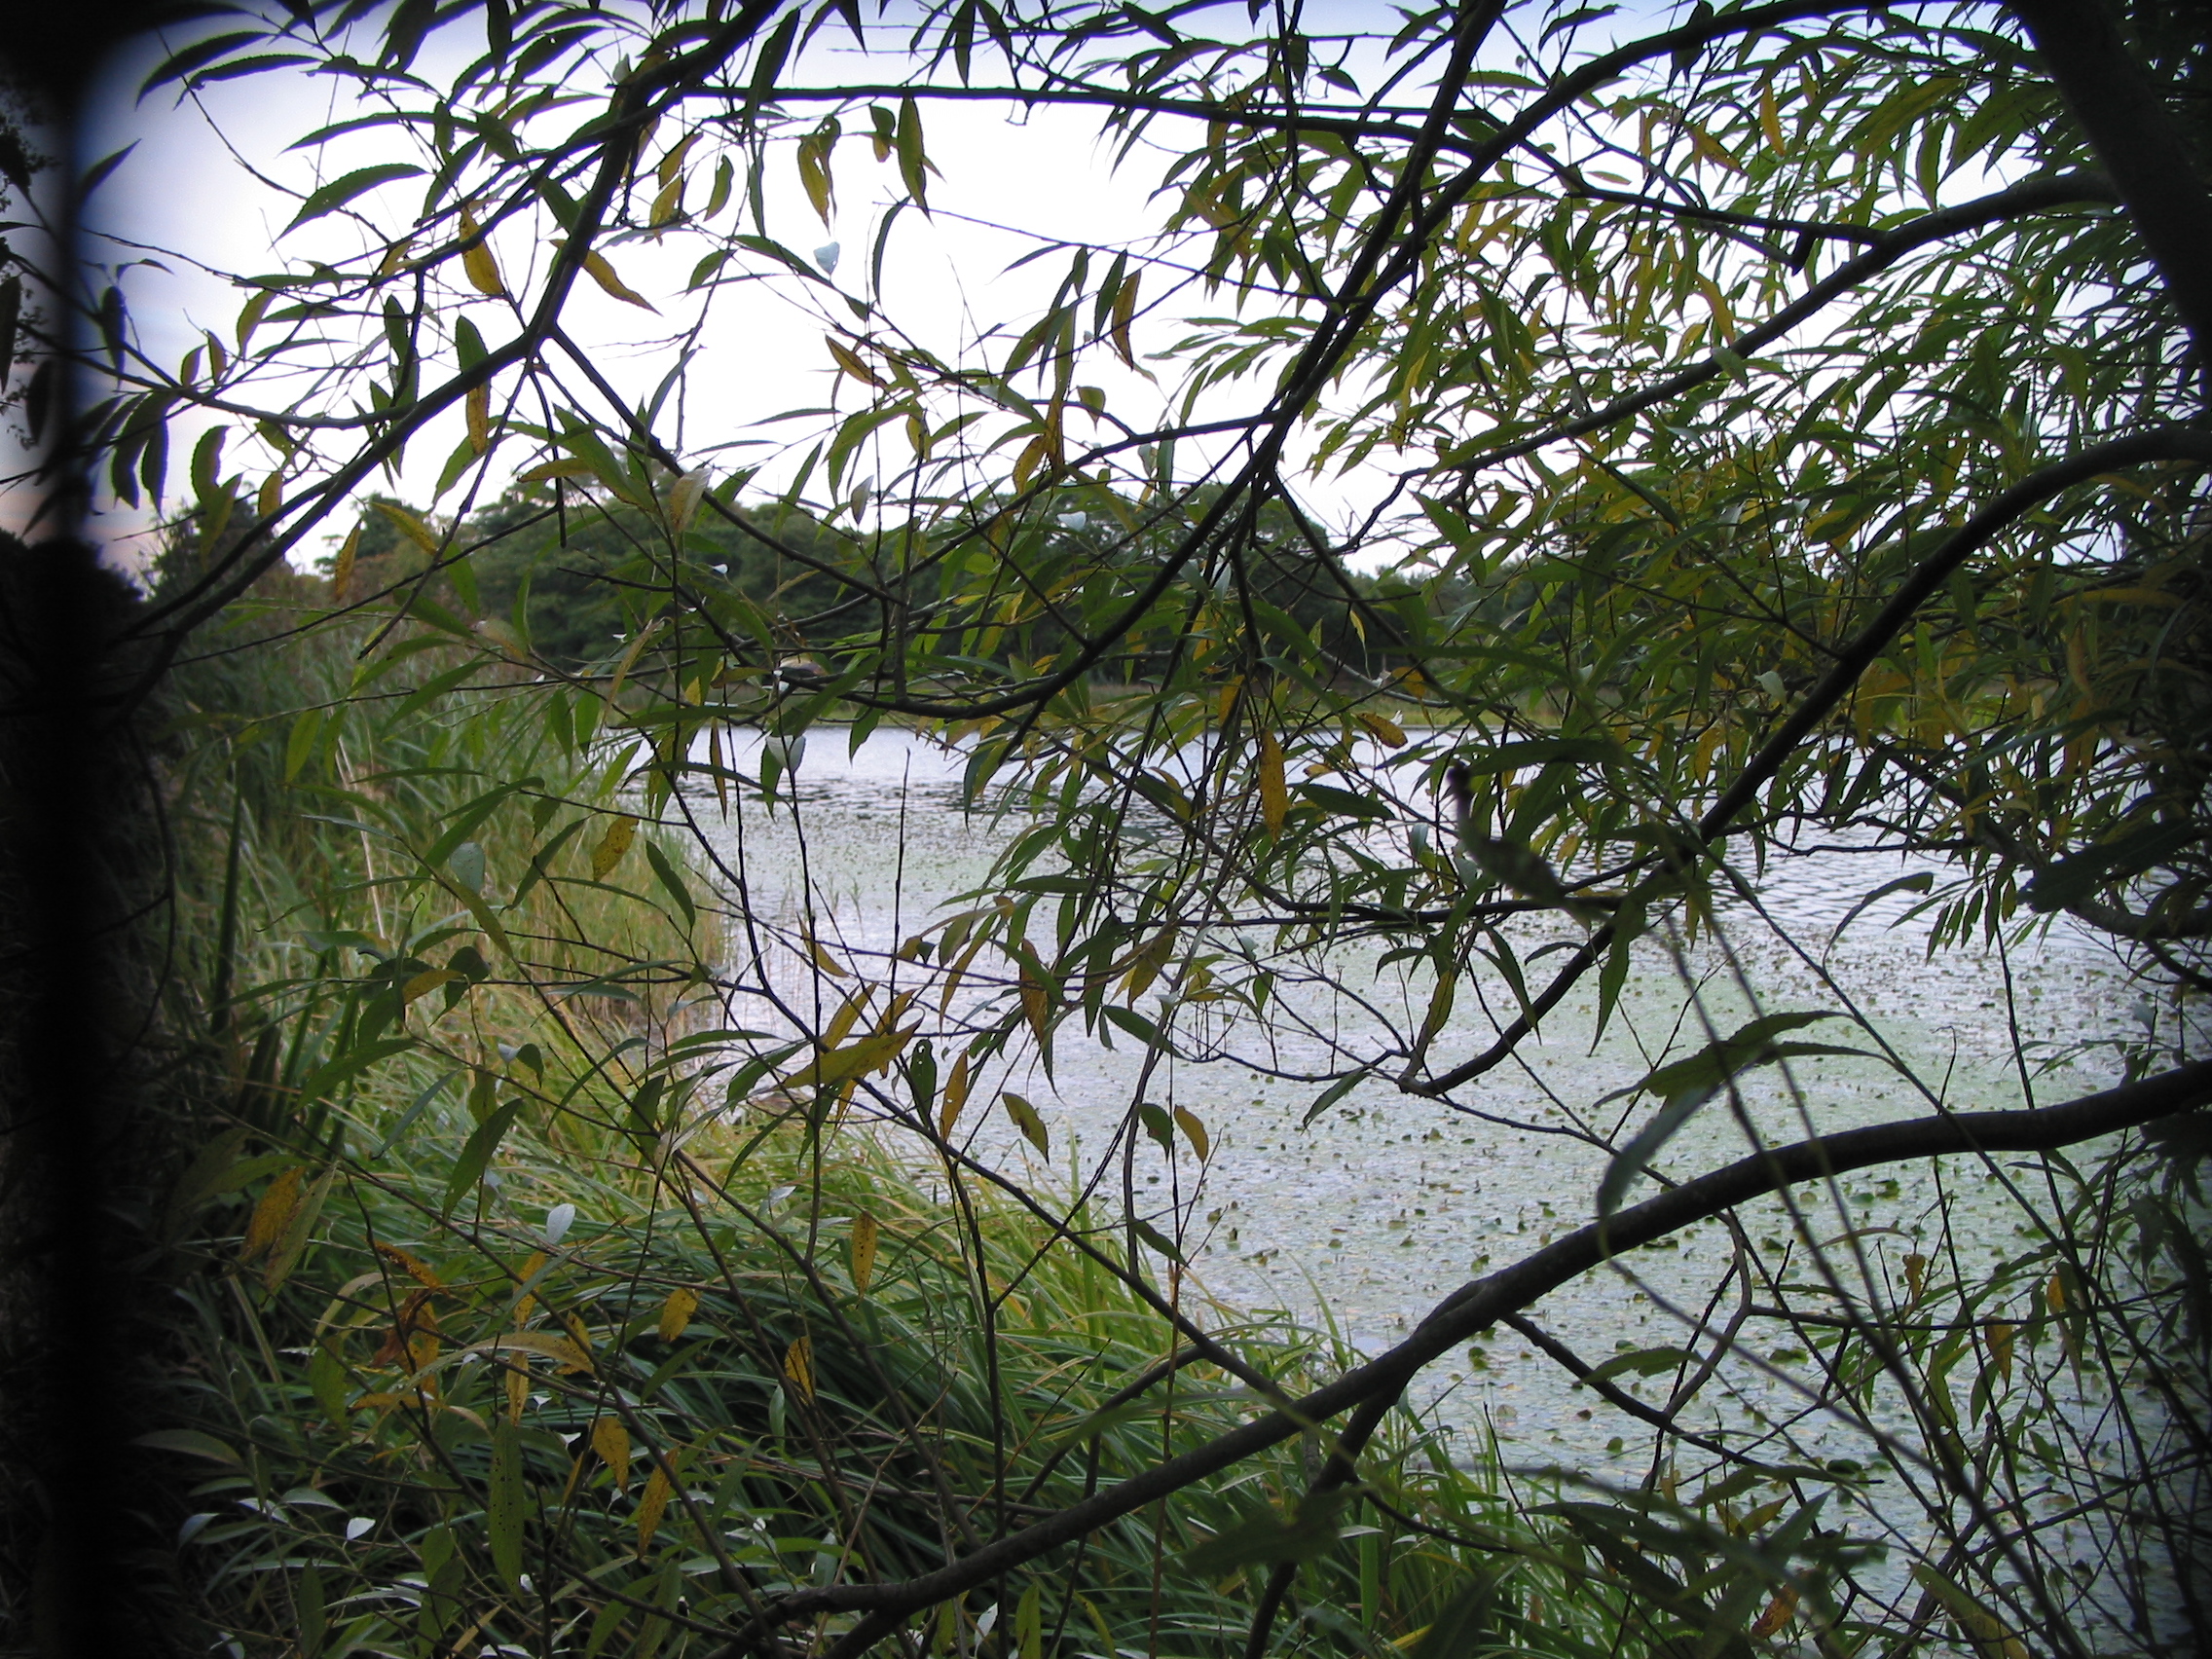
xmin=283 ymin=164 xmax=425 ymax=234
xmin=488 ymin=1416 xmax=527 ymax=1589
xmin=443 ymin=1101 xmax=522 ymax=1216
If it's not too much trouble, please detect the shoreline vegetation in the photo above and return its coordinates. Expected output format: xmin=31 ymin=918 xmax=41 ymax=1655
xmin=139 ymin=584 xmax=1597 ymax=1659
xmin=121 ymin=546 xmax=2196 ymax=1659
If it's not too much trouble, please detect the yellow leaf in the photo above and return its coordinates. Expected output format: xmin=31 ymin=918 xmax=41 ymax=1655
xmin=1750 ymin=1585 xmax=1797 ymax=1638
xmin=1695 ymin=272 xmax=1737 ymax=335
xmin=465 ymin=384 xmax=490 ymax=455
xmin=371 ymin=1289 xmax=440 ymax=1369
xmin=657 ymin=1286 xmax=698 ymax=1343
xmin=329 ymin=526 xmax=359 ymax=604
xmin=1215 ymin=675 xmax=1243 ymax=722
xmin=1172 ymin=1106 xmax=1209 ymax=1161
xmin=783 ymin=1335 xmax=815 ymax=1402
xmin=375 ymin=1242 xmax=444 ymax=1288
xmin=1012 ymin=429 xmax=1052 ymax=492
xmin=1740 ymin=1497 xmax=1786 ymax=1532
xmin=1002 ymin=1091 xmax=1050 ymax=1157
xmin=1686 ymin=122 xmax=1742 ymax=174
xmin=566 ymin=1311 xmax=597 ymax=1358
xmin=796 ymin=130 xmax=834 ymax=227
xmin=667 ymin=466 xmax=709 ymax=535
xmin=1118 ymin=931 xmax=1175 ymax=1002
xmin=1257 ymin=730 xmax=1287 ymax=833
xmin=1109 ymin=268 xmax=1140 ymax=366
xmin=636 ymin=1464 xmax=673 ymax=1553
xmin=1903 ymin=1252 xmax=1928 ymax=1302
xmin=513 ymin=1249 xmax=548 ymax=1326
xmin=590 ymin=816 xmax=637 ymax=879
xmin=607 ymin=614 xmax=663 ymax=698
xmin=805 ymin=934 xmax=850 ymax=977
xmin=937 ymin=929 xmax=991 ymax=1012
xmin=374 ymin=499 xmax=441 ymax=553
xmin=580 ymin=248 xmax=657 ymax=312
xmin=242 ymin=1166 xmax=303 ymax=1263
xmin=590 ymin=1416 xmax=632 ymax=1491
xmin=821 ymin=990 xmax=866 ymax=1050
xmin=1692 ymin=722 xmax=1724 ymax=780
xmin=827 ymin=338 xmax=883 ymax=387
xmin=2045 ymin=1271 xmax=2065 ymax=1313
xmin=656 ymin=130 xmax=698 ymax=188
xmin=648 ymin=171 xmax=684 ymax=227
xmin=850 ymin=1213 xmax=879 ymax=1294
xmin=458 ymin=206 xmax=504 ymax=297
xmin=257 ymin=470 xmax=282 ymax=519
xmin=263 ymin=1167 xmax=334 ymax=1292
xmin=1758 ymin=79 xmax=1785 ymax=156
xmin=1354 ymin=711 xmax=1407 ymax=748
xmin=516 ymin=457 xmax=597 ymax=484
xmin=805 ymin=1029 xmax=913 ymax=1088
xmin=1419 ymin=972 xmax=1457 ymax=1045
xmin=1985 ymin=1320 xmax=2014 ymax=1386
xmin=401 ymin=967 xmax=461 ymax=1005
xmin=504 ymin=1364 xmax=528 ymax=1422
xmin=1909 ymin=1565 xmax=2027 ymax=1659
xmin=2073 ymin=586 xmax=2181 ymax=608
xmin=937 ymin=1051 xmax=972 ymax=1137
xmin=470 ymin=1330 xmax=592 ymax=1374
xmin=1018 ymin=971 xmax=1051 ymax=1041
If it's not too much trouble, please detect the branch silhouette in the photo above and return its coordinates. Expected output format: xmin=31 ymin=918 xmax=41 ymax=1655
xmin=711 ymin=1059 xmax=2212 ymax=1658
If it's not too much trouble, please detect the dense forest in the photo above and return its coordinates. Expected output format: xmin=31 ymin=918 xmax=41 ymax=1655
xmin=345 ymin=481 xmax=1404 ymax=676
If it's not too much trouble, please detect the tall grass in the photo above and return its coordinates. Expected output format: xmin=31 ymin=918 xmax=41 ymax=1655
xmin=147 ymin=573 xmax=1624 ymax=1659
xmin=146 ymin=564 xmax=2200 ymax=1659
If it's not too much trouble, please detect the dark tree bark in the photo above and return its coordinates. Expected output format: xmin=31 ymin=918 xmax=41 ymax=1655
xmin=2010 ymin=0 xmax=2212 ymax=362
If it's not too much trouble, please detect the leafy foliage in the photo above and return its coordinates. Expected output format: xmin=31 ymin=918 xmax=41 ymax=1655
xmin=15 ymin=2 xmax=2212 ymax=1657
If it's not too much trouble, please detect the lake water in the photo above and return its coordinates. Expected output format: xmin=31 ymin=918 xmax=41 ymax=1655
xmin=678 ymin=723 xmax=2151 ymax=1616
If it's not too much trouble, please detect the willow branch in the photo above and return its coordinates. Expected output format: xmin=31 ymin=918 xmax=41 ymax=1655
xmin=1417 ymin=424 xmax=2212 ymax=1094
xmin=2010 ymin=0 xmax=2212 ymax=358
xmin=707 ymin=1060 xmax=2212 ymax=1658
xmin=1436 ymin=170 xmax=2120 ymax=490
xmin=817 ymin=0 xmax=1876 ymax=724
xmin=120 ymin=0 xmax=791 ymax=645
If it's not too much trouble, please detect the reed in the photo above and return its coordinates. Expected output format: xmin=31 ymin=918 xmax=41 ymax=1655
xmin=146 ymin=580 xmax=1596 ymax=1659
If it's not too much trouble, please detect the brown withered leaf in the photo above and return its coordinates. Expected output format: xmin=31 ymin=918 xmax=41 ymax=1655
xmin=1750 ymin=1585 xmax=1798 ymax=1638
xmin=657 ymin=1286 xmax=698 ymax=1343
xmin=590 ymin=1416 xmax=632 ymax=1491
xmin=371 ymin=1289 xmax=441 ymax=1370
xmin=240 ymin=1166 xmax=303 ymax=1264
xmin=374 ymin=1242 xmax=444 ymax=1288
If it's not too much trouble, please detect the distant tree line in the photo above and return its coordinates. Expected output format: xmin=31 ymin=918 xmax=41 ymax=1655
xmin=340 ymin=481 xmax=1427 ymax=683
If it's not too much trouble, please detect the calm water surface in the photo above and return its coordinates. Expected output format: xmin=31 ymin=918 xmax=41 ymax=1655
xmin=681 ymin=725 xmax=2145 ymax=1603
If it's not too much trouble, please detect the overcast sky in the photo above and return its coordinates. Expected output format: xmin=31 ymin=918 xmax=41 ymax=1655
xmin=66 ymin=5 xmax=1425 ymax=571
